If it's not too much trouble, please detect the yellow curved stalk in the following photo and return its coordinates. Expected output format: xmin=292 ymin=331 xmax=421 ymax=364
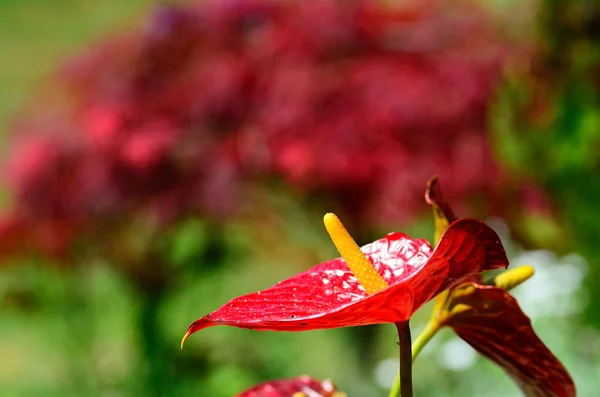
xmin=323 ymin=213 xmax=388 ymax=294
xmin=180 ymin=329 xmax=192 ymax=350
xmin=494 ymin=265 xmax=535 ymax=291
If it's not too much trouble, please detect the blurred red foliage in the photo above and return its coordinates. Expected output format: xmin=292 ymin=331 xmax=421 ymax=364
xmin=0 ymin=0 xmax=521 ymax=258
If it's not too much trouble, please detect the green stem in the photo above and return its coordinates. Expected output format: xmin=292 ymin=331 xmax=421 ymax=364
xmin=388 ymin=320 xmax=441 ymax=397
xmin=410 ymin=319 xmax=440 ymax=361
xmin=138 ymin=289 xmax=167 ymax=397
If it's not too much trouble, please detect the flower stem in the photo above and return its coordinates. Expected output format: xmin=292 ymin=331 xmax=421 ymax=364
xmin=388 ymin=320 xmax=441 ymax=397
xmin=395 ymin=321 xmax=413 ymax=397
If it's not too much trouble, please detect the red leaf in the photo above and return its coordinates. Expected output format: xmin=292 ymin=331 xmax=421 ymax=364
xmin=443 ymin=283 xmax=576 ymax=397
xmin=184 ymin=218 xmax=507 ymax=339
xmin=236 ymin=375 xmax=344 ymax=397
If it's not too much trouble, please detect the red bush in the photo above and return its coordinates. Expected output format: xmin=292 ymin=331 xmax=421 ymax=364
xmin=1 ymin=0 xmax=521 ymax=257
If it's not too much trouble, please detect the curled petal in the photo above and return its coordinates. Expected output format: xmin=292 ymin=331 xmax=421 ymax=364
xmin=430 ymin=218 xmax=508 ymax=296
xmin=443 ymin=283 xmax=576 ymax=397
xmin=425 ymin=176 xmax=457 ymax=224
xmin=182 ymin=219 xmax=508 ymax=344
xmin=425 ymin=176 xmax=458 ymax=245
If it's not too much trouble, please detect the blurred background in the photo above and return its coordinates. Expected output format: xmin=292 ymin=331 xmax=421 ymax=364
xmin=0 ymin=0 xmax=598 ymax=396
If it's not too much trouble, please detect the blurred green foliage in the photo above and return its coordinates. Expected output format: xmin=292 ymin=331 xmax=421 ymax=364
xmin=493 ymin=0 xmax=600 ymax=327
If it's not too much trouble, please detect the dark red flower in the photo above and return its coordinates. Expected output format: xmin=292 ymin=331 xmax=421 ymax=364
xmin=440 ymin=281 xmax=576 ymax=397
xmin=237 ymin=375 xmax=346 ymax=397
xmin=424 ymin=177 xmax=575 ymax=397
xmin=182 ymin=217 xmax=507 ymax=343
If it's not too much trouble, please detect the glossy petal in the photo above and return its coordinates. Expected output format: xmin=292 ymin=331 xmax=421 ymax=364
xmin=183 ymin=219 xmax=507 ymax=340
xmin=423 ymin=178 xmax=573 ymax=396
xmin=237 ymin=375 xmax=345 ymax=397
xmin=442 ymin=283 xmax=576 ymax=397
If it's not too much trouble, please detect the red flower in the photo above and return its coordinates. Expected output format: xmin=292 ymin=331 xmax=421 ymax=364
xmin=440 ymin=280 xmax=576 ymax=397
xmin=237 ymin=375 xmax=346 ymax=397
xmin=423 ymin=177 xmax=575 ymax=397
xmin=182 ymin=214 xmax=507 ymax=343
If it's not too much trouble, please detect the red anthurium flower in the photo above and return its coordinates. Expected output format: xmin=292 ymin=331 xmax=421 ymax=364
xmin=182 ymin=212 xmax=508 ymax=344
xmin=423 ymin=177 xmax=575 ymax=397
xmin=440 ymin=280 xmax=576 ymax=397
xmin=237 ymin=375 xmax=346 ymax=397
